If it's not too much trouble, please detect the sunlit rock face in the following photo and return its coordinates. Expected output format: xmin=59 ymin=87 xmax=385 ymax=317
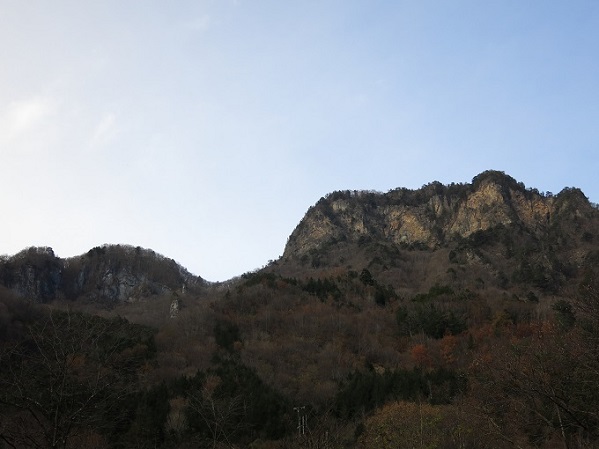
xmin=283 ymin=170 xmax=594 ymax=259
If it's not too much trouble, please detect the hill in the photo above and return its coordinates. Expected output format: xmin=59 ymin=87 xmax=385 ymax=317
xmin=0 ymin=244 xmax=205 ymax=303
xmin=275 ymin=170 xmax=598 ymax=297
xmin=1 ymin=170 xmax=599 ymax=449
xmin=285 ymin=170 xmax=593 ymax=257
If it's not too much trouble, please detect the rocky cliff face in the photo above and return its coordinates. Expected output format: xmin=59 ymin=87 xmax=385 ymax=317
xmin=0 ymin=245 xmax=204 ymax=303
xmin=283 ymin=170 xmax=596 ymax=259
xmin=4 ymin=171 xmax=596 ymax=303
xmin=0 ymin=247 xmax=62 ymax=301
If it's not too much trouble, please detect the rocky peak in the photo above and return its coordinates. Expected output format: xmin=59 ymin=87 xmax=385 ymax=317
xmin=0 ymin=247 xmax=62 ymax=301
xmin=283 ymin=170 xmax=594 ymax=259
xmin=0 ymin=244 xmax=205 ymax=303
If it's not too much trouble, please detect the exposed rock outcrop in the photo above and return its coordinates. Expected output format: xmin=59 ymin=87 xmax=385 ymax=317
xmin=0 ymin=247 xmax=62 ymax=301
xmin=283 ymin=170 xmax=596 ymax=259
xmin=0 ymin=244 xmax=205 ymax=303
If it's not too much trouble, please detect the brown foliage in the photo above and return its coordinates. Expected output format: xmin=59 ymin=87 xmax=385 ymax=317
xmin=357 ymin=400 xmax=495 ymax=449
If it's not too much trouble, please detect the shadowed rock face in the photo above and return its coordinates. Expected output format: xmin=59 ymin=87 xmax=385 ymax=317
xmin=0 ymin=247 xmax=62 ymax=301
xmin=283 ymin=170 xmax=596 ymax=259
xmin=0 ymin=245 xmax=204 ymax=303
xmin=2 ymin=171 xmax=596 ymax=303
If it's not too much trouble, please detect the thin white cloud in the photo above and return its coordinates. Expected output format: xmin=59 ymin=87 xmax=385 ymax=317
xmin=0 ymin=97 xmax=54 ymax=144
xmin=88 ymin=112 xmax=118 ymax=150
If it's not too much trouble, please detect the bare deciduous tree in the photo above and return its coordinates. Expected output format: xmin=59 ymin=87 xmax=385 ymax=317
xmin=186 ymin=375 xmax=249 ymax=449
xmin=0 ymin=309 xmax=153 ymax=449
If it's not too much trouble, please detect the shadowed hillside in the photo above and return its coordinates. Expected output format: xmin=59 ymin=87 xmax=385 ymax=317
xmin=2 ymin=170 xmax=599 ymax=449
xmin=0 ymin=244 xmax=205 ymax=303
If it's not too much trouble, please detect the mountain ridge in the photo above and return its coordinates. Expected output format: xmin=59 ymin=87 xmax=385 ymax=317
xmin=3 ymin=170 xmax=599 ymax=448
xmin=1 ymin=170 xmax=597 ymax=303
xmin=0 ymin=244 xmax=205 ymax=303
xmin=283 ymin=170 xmax=596 ymax=260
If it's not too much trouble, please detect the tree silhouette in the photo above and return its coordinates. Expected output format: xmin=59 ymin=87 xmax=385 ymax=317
xmin=0 ymin=310 xmax=155 ymax=449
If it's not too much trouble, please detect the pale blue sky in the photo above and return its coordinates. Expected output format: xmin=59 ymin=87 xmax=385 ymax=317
xmin=1 ymin=1 xmax=598 ymax=281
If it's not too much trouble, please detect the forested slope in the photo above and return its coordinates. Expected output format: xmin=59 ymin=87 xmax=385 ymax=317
xmin=2 ymin=171 xmax=599 ymax=448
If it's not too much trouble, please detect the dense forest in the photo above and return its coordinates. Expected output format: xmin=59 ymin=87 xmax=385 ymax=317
xmin=2 ymin=171 xmax=599 ymax=448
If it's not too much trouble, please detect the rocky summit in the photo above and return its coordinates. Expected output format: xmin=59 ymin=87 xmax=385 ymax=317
xmin=0 ymin=244 xmax=204 ymax=303
xmin=284 ymin=170 xmax=596 ymax=259
xmin=1 ymin=170 xmax=598 ymax=304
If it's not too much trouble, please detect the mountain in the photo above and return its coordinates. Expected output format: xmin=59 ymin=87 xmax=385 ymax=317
xmin=275 ymin=170 xmax=598 ymax=296
xmin=285 ymin=170 xmax=596 ymax=257
xmin=2 ymin=170 xmax=599 ymax=448
xmin=2 ymin=170 xmax=598 ymax=304
xmin=0 ymin=244 xmax=205 ymax=303
xmin=0 ymin=170 xmax=599 ymax=303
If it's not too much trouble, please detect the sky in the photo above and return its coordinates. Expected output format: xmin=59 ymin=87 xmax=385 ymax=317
xmin=1 ymin=1 xmax=598 ymax=281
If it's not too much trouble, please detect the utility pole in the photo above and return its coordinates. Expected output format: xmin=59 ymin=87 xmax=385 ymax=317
xmin=293 ymin=405 xmax=306 ymax=437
